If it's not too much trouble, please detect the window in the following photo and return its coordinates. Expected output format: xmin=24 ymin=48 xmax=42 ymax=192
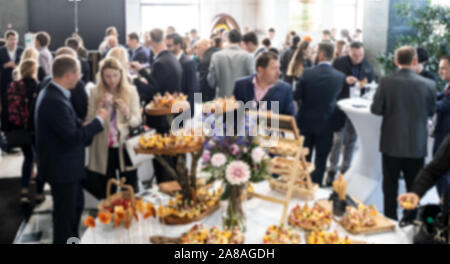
xmin=332 ymin=0 xmax=362 ymax=32
xmin=288 ymin=0 xmax=363 ymax=34
xmin=432 ymin=0 xmax=450 ymax=7
xmin=140 ymin=0 xmax=200 ymax=36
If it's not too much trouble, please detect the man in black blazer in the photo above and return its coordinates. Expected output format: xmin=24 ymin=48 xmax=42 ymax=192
xmin=195 ymin=39 xmax=220 ymax=102
xmin=65 ymin=37 xmax=92 ymax=84
xmin=130 ymin=28 xmax=182 ymax=131
xmin=35 ymin=56 xmax=107 ymax=244
xmin=371 ymin=46 xmax=436 ymax=220
xmin=294 ymin=42 xmax=345 ymax=185
xmin=326 ymin=41 xmax=375 ymax=185
xmin=130 ymin=28 xmax=182 ymax=189
xmin=166 ymin=33 xmax=198 ymax=117
xmin=127 ymin=32 xmax=149 ymax=66
xmin=0 ymin=30 xmax=23 ymax=134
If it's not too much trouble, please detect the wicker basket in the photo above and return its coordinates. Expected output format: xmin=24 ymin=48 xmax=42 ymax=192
xmin=98 ymin=177 xmax=138 ymax=212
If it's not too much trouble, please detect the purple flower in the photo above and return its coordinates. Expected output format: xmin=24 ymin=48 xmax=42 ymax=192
xmin=230 ymin=144 xmax=240 ymax=155
xmin=202 ymin=150 xmax=211 ymax=163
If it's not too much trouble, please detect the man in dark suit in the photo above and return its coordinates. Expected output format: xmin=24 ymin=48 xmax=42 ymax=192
xmin=35 ymin=55 xmax=107 ymax=244
xmin=415 ymin=48 xmax=438 ymax=83
xmin=371 ymin=46 xmax=436 ymax=220
xmin=233 ymin=52 xmax=295 ymax=116
xmin=127 ymin=32 xmax=149 ymax=66
xmin=0 ymin=30 xmax=23 ymax=134
xmin=195 ymin=39 xmax=220 ymax=102
xmin=130 ymin=28 xmax=182 ymax=131
xmin=294 ymin=42 xmax=345 ymax=185
xmin=65 ymin=37 xmax=92 ymax=84
xmin=130 ymin=28 xmax=182 ymax=191
xmin=166 ymin=33 xmax=198 ymax=117
xmin=433 ymin=55 xmax=450 ymax=198
xmin=326 ymin=41 xmax=375 ymax=186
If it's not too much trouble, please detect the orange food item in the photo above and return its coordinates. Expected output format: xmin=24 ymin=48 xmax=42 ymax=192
xmin=98 ymin=212 xmax=112 ymax=225
xmin=84 ymin=216 xmax=96 ymax=228
xmin=135 ymin=200 xmax=145 ymax=213
xmin=114 ymin=205 xmax=126 ymax=221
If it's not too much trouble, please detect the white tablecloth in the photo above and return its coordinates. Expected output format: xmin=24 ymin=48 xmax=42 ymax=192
xmin=81 ymin=181 xmax=415 ymax=244
xmin=337 ymin=98 xmax=383 ymax=208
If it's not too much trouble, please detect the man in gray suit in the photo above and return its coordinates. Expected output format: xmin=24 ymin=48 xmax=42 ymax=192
xmin=371 ymin=46 xmax=436 ymax=220
xmin=208 ymin=29 xmax=254 ymax=98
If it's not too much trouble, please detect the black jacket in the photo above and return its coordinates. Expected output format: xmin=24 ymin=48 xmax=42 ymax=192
xmin=279 ymin=46 xmax=296 ymax=79
xmin=38 ymin=66 xmax=47 ymax=82
xmin=139 ymin=50 xmax=182 ymax=132
xmin=412 ymin=134 xmax=450 ymax=198
xmin=129 ymin=46 xmax=149 ymax=65
xmin=198 ymin=47 xmax=220 ymax=102
xmin=0 ymin=46 xmax=23 ymax=93
xmin=79 ymin=56 xmax=91 ymax=84
xmin=22 ymin=78 xmax=39 ymax=132
xmin=294 ymin=64 xmax=346 ymax=134
xmin=180 ymin=54 xmax=198 ymax=116
xmin=332 ymin=55 xmax=374 ymax=131
xmin=35 ymin=83 xmax=103 ymax=184
xmin=38 ymin=76 xmax=88 ymax=121
xmin=420 ymin=69 xmax=438 ymax=83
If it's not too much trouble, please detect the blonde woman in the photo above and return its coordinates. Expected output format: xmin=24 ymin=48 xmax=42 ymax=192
xmin=284 ymin=40 xmax=313 ymax=86
xmin=7 ymin=59 xmax=44 ymax=203
xmin=86 ymin=57 xmax=141 ymax=197
xmin=13 ymin=47 xmax=47 ymax=81
xmin=106 ymin=46 xmax=152 ymax=108
xmin=106 ymin=47 xmax=130 ymax=73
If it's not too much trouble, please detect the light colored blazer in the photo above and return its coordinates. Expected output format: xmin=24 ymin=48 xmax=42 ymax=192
xmin=207 ymin=45 xmax=254 ymax=98
xmin=86 ymin=85 xmax=141 ymax=175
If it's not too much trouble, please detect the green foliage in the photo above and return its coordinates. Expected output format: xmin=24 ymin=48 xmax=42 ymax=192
xmin=376 ymin=0 xmax=450 ymax=89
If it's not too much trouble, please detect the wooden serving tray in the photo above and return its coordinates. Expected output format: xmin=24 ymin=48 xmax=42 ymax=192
xmin=159 ymin=201 xmax=220 ymax=225
xmin=260 ymin=137 xmax=310 ymax=157
xmin=270 ymin=157 xmax=315 ymax=176
xmin=150 ymin=236 xmax=181 ymax=244
xmin=134 ymin=143 xmax=203 ymax=156
xmin=304 ymin=231 xmax=367 ymax=244
xmin=268 ymin=177 xmax=318 ymax=200
xmin=145 ymin=101 xmax=190 ymax=116
xmin=315 ymin=199 xmax=396 ymax=235
xmin=289 ymin=221 xmax=331 ymax=232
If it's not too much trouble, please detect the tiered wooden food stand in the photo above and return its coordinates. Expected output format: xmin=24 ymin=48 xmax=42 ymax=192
xmin=246 ymin=111 xmax=318 ymax=225
xmin=134 ymin=101 xmax=220 ymax=226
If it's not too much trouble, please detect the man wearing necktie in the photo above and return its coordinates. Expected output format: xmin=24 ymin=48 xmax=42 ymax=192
xmin=433 ymin=55 xmax=450 ymax=199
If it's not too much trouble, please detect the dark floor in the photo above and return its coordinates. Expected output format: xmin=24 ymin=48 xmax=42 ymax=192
xmin=0 ymin=178 xmax=37 ymax=244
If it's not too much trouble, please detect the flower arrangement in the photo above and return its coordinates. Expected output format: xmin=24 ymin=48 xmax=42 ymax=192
xmin=201 ymin=135 xmax=270 ymax=230
xmin=202 ymin=136 xmax=270 ymax=184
